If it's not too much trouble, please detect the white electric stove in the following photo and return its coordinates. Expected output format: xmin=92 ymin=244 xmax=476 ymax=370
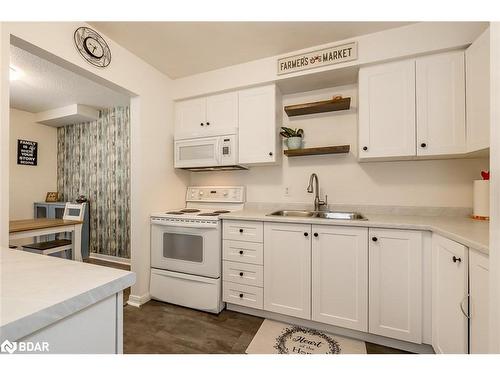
xmin=150 ymin=186 xmax=245 ymax=313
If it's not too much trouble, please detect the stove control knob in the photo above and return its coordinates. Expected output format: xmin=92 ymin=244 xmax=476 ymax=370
xmin=199 ymin=191 xmax=204 ymax=196
xmin=223 ymin=192 xmax=228 ymax=196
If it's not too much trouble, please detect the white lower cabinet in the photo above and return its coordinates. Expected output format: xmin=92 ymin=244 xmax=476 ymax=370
xmin=311 ymin=225 xmax=368 ymax=331
xmin=431 ymin=234 xmax=468 ymax=354
xmin=226 ymin=219 xmax=492 ymax=351
xmin=368 ymin=228 xmax=423 ymax=343
xmin=469 ymin=249 xmax=489 ymax=353
xmin=264 ymin=222 xmax=311 ymax=319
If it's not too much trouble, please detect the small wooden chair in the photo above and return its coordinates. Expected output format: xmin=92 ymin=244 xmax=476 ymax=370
xmin=22 ymin=203 xmax=85 ymax=258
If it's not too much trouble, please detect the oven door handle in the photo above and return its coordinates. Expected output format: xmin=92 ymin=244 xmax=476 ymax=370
xmin=151 ymin=219 xmax=218 ymax=229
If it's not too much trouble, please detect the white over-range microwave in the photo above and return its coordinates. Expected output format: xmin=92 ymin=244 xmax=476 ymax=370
xmin=174 ymin=134 xmax=247 ymax=171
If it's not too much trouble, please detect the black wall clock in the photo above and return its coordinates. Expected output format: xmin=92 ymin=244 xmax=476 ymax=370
xmin=74 ymin=27 xmax=111 ymax=68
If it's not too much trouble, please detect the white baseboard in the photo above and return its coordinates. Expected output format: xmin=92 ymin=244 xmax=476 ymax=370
xmin=89 ymin=252 xmax=130 ymax=265
xmin=127 ymin=292 xmax=151 ymax=308
xmin=227 ymin=303 xmax=435 ymax=354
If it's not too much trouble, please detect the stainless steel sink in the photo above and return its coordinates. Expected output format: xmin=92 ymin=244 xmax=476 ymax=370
xmin=268 ymin=210 xmax=367 ymax=221
xmin=268 ymin=210 xmax=316 ymax=217
xmin=316 ymin=211 xmax=367 ymax=220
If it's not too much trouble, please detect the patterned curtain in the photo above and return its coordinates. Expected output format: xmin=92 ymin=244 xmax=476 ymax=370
xmin=57 ymin=107 xmax=130 ymax=259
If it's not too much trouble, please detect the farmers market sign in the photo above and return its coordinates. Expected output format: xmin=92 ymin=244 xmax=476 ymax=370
xmin=277 ymin=42 xmax=357 ymax=75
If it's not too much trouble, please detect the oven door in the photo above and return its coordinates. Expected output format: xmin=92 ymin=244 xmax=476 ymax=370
xmin=151 ymin=221 xmax=221 ymax=278
xmin=174 ymin=137 xmax=221 ymax=168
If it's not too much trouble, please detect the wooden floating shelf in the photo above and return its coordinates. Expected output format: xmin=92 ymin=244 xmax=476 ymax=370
xmin=284 ymin=97 xmax=351 ymax=117
xmin=284 ymin=145 xmax=350 ymax=157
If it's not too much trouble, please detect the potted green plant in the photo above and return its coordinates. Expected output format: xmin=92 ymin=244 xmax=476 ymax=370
xmin=280 ymin=127 xmax=304 ymax=150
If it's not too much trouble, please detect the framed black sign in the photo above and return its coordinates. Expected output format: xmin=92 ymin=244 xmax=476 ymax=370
xmin=17 ymin=139 xmax=38 ymax=166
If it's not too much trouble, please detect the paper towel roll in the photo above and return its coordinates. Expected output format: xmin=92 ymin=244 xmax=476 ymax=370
xmin=473 ymin=180 xmax=489 ymax=219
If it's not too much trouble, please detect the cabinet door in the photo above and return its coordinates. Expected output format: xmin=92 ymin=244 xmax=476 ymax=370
xmin=264 ymin=222 xmax=311 ymax=319
xmin=312 ymin=226 xmax=368 ymax=332
xmin=466 ymin=29 xmax=490 ymax=152
xmin=238 ymin=85 xmax=279 ymax=164
xmin=206 ymin=92 xmax=238 ymax=136
xmin=416 ymin=51 xmax=466 ymax=156
xmin=469 ymin=250 xmax=489 ymax=354
xmin=174 ymin=97 xmax=206 ymax=139
xmin=431 ymin=234 xmax=468 ymax=354
xmin=369 ymin=228 xmax=422 ymax=343
xmin=359 ymin=59 xmax=416 ymax=158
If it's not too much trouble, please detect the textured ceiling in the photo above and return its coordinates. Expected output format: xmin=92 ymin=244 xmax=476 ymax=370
xmin=10 ymin=45 xmax=130 ymax=113
xmin=89 ymin=22 xmax=414 ymax=78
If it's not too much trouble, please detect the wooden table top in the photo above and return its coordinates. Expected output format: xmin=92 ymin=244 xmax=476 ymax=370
xmin=9 ymin=218 xmax=84 ymax=233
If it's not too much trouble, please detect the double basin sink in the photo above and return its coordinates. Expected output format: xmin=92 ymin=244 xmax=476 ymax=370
xmin=267 ymin=210 xmax=367 ymax=221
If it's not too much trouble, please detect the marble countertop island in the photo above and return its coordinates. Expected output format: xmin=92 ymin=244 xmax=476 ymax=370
xmin=221 ymin=206 xmax=489 ymax=255
xmin=0 ymin=248 xmax=135 ymax=342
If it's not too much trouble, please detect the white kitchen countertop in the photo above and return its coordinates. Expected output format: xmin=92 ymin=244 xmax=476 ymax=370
xmin=0 ymin=248 xmax=135 ymax=342
xmin=220 ymin=209 xmax=489 ymax=255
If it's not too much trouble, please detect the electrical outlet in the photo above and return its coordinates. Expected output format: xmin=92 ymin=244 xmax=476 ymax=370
xmin=284 ymin=186 xmax=290 ymax=197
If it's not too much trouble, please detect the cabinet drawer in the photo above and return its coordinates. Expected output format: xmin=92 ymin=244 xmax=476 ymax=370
xmin=223 ymin=220 xmax=263 ymax=242
xmin=223 ymin=240 xmax=263 ymax=265
xmin=223 ymin=281 xmax=263 ymax=309
xmin=223 ymin=261 xmax=263 ymax=287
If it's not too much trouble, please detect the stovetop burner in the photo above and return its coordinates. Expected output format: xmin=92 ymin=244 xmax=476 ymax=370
xmin=213 ymin=210 xmax=230 ymax=214
xmin=198 ymin=213 xmax=220 ymax=216
xmin=180 ymin=209 xmax=201 ymax=213
xmin=166 ymin=211 xmax=184 ymax=215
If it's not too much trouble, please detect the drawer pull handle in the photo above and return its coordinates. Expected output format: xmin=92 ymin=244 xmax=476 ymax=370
xmin=304 ymin=232 xmax=309 ymax=237
xmin=239 ymin=272 xmax=244 ymax=277
xmin=313 ymin=233 xmax=318 ymax=237
xmin=453 ymin=256 xmax=462 ymax=263
xmin=239 ymin=229 xmax=244 ymax=233
xmin=239 ymin=293 xmax=244 ymax=298
xmin=239 ymin=250 xmax=244 ymax=255
xmin=372 ymin=237 xmax=378 ymax=242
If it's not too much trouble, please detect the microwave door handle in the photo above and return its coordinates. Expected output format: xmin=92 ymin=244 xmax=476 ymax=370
xmin=215 ymin=138 xmax=222 ymax=165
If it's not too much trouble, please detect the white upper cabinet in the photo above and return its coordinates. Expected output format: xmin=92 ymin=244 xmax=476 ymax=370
xmin=264 ymin=222 xmax=311 ymax=320
xmin=174 ymin=97 xmax=207 ymax=139
xmin=431 ymin=234 xmax=468 ymax=354
xmin=466 ymin=28 xmax=490 ymax=152
xmin=416 ymin=51 xmax=466 ymax=156
xmin=359 ymin=50 xmax=470 ymax=160
xmin=358 ymin=59 xmax=416 ymax=159
xmin=311 ymin=226 xmax=368 ymax=332
xmin=205 ymin=92 xmax=239 ymax=135
xmin=469 ymin=249 xmax=489 ymax=354
xmin=368 ymin=228 xmax=423 ymax=343
xmin=174 ymin=92 xmax=238 ymax=139
xmin=238 ymin=84 xmax=281 ymax=165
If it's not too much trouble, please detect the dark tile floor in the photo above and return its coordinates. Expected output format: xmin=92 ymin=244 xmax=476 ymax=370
xmin=124 ymin=300 xmax=264 ymax=354
xmin=86 ymin=258 xmax=410 ymax=354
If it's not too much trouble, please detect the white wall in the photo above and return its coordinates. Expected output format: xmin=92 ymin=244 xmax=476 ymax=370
xmin=191 ymin=85 xmax=489 ymax=208
xmin=0 ymin=23 xmax=9 ymax=246
xmin=173 ymin=22 xmax=487 ymax=99
xmin=0 ymin=22 xmax=189 ymax=305
xmin=9 ymin=108 xmax=57 ymax=220
xmin=489 ymin=21 xmax=500 ymax=353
